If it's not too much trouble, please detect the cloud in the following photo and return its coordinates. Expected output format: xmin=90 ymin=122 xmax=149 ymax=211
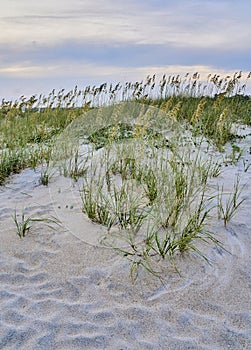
xmin=0 ymin=59 xmax=249 ymax=82
xmin=1 ymin=0 xmax=250 ymax=50
xmin=1 ymin=40 xmax=250 ymax=78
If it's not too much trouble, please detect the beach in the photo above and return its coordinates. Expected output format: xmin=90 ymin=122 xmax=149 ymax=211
xmin=0 ymin=130 xmax=251 ymax=350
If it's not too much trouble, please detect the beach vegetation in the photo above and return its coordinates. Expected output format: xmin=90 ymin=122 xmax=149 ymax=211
xmin=217 ymin=176 xmax=246 ymax=227
xmin=1 ymin=71 xmax=250 ymax=279
xmin=13 ymin=209 xmax=61 ymax=238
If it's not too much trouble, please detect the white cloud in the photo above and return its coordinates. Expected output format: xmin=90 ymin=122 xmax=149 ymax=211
xmin=1 ymin=60 xmax=250 ymax=100
xmin=0 ymin=60 xmax=249 ymax=82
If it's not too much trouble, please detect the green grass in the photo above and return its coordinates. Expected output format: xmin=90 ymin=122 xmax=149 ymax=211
xmin=217 ymin=176 xmax=246 ymax=227
xmin=78 ymin=126 xmax=226 ymax=279
xmin=13 ymin=209 xmax=60 ymax=238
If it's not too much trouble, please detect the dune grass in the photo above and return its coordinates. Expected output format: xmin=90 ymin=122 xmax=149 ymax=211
xmin=217 ymin=176 xmax=246 ymax=227
xmin=1 ymin=71 xmax=250 ymax=185
xmin=78 ymin=126 xmax=224 ymax=278
xmin=13 ymin=209 xmax=60 ymax=238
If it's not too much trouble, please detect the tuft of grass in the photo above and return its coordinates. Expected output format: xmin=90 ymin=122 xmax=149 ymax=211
xmin=13 ymin=209 xmax=61 ymax=238
xmin=13 ymin=210 xmax=33 ymax=238
xmin=111 ymin=183 xmax=148 ymax=233
xmin=243 ymin=159 xmax=251 ymax=172
xmin=40 ymin=165 xmax=52 ymax=186
xmin=143 ymin=169 xmax=158 ymax=205
xmin=217 ymin=176 xmax=246 ymax=226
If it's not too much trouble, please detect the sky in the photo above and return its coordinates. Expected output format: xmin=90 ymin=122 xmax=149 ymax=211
xmin=0 ymin=0 xmax=251 ymax=100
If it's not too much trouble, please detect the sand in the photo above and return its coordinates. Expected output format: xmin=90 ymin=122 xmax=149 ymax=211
xmin=1 ymin=132 xmax=251 ymax=349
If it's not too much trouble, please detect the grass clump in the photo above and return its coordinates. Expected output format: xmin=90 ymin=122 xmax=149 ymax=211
xmin=13 ymin=209 xmax=60 ymax=238
xmin=75 ymin=117 xmax=225 ymax=279
xmin=217 ymin=177 xmax=246 ymax=227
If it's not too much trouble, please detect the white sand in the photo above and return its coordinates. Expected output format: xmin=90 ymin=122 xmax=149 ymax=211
xmin=1 ymin=133 xmax=251 ymax=349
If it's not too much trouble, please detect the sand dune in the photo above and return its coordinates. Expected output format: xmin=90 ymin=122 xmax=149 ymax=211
xmin=1 ymin=135 xmax=251 ymax=349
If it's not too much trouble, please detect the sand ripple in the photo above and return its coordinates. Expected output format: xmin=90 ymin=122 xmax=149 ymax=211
xmin=1 ymin=163 xmax=251 ymax=349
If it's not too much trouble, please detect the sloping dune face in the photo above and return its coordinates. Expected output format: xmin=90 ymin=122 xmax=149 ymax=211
xmin=0 ymin=102 xmax=251 ymax=349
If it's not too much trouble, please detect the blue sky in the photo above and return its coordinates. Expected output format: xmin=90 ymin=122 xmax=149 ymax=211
xmin=1 ymin=0 xmax=250 ymax=100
